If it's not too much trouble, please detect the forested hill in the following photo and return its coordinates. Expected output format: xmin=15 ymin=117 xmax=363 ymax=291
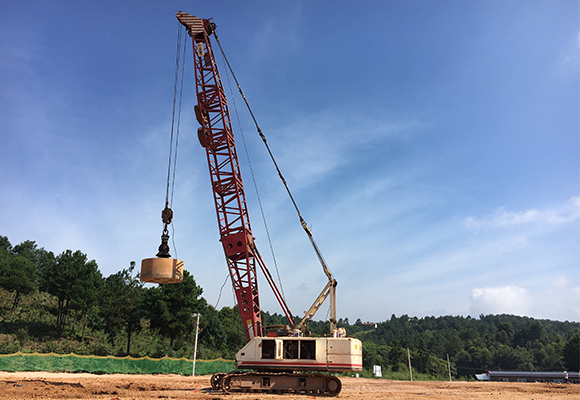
xmin=304 ymin=314 xmax=579 ymax=377
xmin=1 ymin=235 xmax=578 ymax=379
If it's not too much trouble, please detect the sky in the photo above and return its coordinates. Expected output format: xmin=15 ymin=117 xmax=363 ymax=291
xmin=1 ymin=1 xmax=578 ymax=324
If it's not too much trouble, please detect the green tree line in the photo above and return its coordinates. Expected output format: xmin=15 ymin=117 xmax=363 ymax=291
xmin=0 ymin=236 xmax=578 ymax=379
xmin=0 ymin=236 xmax=244 ymax=360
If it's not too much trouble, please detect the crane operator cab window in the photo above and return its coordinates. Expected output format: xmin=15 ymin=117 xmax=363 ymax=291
xmin=261 ymin=339 xmax=316 ymax=360
xmin=284 ymin=340 xmax=298 ymax=359
xmin=261 ymin=339 xmax=276 ymax=359
xmin=283 ymin=340 xmax=316 ymax=360
xmin=299 ymin=340 xmax=316 ymax=360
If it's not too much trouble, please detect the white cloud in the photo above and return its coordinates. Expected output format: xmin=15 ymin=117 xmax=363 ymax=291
xmin=551 ymin=274 xmax=570 ymax=290
xmin=469 ymin=279 xmax=580 ymax=322
xmin=463 ymin=196 xmax=580 ymax=229
xmin=543 ymin=275 xmax=580 ymax=321
xmin=470 ymin=285 xmax=532 ymax=317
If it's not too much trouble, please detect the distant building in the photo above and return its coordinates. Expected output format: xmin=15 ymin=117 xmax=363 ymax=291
xmin=475 ymin=371 xmax=579 ymax=384
xmin=362 ymin=322 xmax=377 ymax=329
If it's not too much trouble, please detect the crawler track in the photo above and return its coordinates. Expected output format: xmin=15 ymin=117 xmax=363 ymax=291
xmin=212 ymin=371 xmax=342 ymax=396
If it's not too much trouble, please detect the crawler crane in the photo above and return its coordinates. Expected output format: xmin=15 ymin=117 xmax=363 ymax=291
xmin=168 ymin=12 xmax=362 ymax=395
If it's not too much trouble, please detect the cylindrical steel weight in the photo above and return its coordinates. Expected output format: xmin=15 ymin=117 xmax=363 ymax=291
xmin=140 ymin=258 xmax=184 ymax=284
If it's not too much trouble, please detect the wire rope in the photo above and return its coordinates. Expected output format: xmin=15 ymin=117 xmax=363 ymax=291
xmin=218 ymin=45 xmax=287 ymax=301
xmin=168 ymin=25 xmax=188 ymax=258
xmin=214 ymin=273 xmax=230 ymax=309
xmin=170 ymin=26 xmax=187 ymax=209
xmin=213 ymin=29 xmax=333 ymax=280
xmin=165 ymin=22 xmax=184 ymax=205
xmin=160 ymin=23 xmax=187 ymax=259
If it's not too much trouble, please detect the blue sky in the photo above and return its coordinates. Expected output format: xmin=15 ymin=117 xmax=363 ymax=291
xmin=1 ymin=1 xmax=578 ymax=323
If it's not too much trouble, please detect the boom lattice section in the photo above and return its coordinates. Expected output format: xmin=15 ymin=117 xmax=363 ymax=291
xmin=185 ymin=16 xmax=261 ymax=340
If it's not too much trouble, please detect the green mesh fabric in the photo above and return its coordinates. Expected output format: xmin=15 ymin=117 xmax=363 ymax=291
xmin=0 ymin=352 xmax=235 ymax=375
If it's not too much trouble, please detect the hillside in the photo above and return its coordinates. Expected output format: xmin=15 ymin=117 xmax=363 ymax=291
xmin=0 ymin=236 xmax=578 ymax=379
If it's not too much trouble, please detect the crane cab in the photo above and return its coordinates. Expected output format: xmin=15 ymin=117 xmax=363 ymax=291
xmin=236 ymin=336 xmax=362 ymax=372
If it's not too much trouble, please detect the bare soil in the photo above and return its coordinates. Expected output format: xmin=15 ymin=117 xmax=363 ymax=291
xmin=0 ymin=371 xmax=577 ymax=399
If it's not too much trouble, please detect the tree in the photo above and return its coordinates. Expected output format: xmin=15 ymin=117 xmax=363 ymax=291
xmin=362 ymin=342 xmax=388 ymax=369
xmin=388 ymin=339 xmax=406 ymax=371
xmin=562 ymin=332 xmax=580 ymax=370
xmin=0 ymin=239 xmax=38 ymax=308
xmin=69 ymin=257 xmax=102 ymax=341
xmin=41 ymin=249 xmax=102 ymax=336
xmin=454 ymin=349 xmax=472 ymax=375
xmin=514 ymin=321 xmax=546 ymax=347
xmin=12 ymin=240 xmax=40 ymax=262
xmin=215 ymin=305 xmax=245 ymax=357
xmin=36 ymin=248 xmax=56 ymax=289
xmin=199 ymin=307 xmax=227 ymax=355
xmin=0 ymin=236 xmax=12 ymax=253
xmin=100 ymin=261 xmax=145 ymax=355
xmin=0 ymin=254 xmax=37 ymax=308
xmin=496 ymin=322 xmax=515 ymax=345
xmin=468 ymin=346 xmax=492 ymax=371
xmin=145 ymin=269 xmax=205 ymax=348
xmin=533 ymin=342 xmax=564 ymax=370
xmin=412 ymin=347 xmax=450 ymax=377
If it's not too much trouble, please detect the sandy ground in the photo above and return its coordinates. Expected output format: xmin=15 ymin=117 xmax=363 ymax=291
xmin=0 ymin=371 xmax=577 ymax=400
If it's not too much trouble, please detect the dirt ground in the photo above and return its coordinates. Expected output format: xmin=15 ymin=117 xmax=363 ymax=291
xmin=0 ymin=371 xmax=577 ymax=400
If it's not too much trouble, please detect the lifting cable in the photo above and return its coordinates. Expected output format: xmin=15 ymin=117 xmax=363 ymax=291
xmin=218 ymin=45 xmax=287 ymax=301
xmin=169 ymin=24 xmax=187 ymax=211
xmin=214 ymin=273 xmax=230 ymax=308
xmin=213 ymin=30 xmax=334 ymax=281
xmin=158 ymin=22 xmax=187 ymax=258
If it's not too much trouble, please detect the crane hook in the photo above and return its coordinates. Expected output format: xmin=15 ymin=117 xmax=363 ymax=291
xmin=156 ymin=203 xmax=174 ymax=258
xmin=140 ymin=202 xmax=183 ymax=284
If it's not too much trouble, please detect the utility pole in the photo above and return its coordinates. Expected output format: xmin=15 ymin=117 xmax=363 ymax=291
xmin=407 ymin=348 xmax=413 ymax=381
xmin=447 ymin=353 xmax=452 ymax=381
xmin=192 ymin=313 xmax=200 ymax=376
